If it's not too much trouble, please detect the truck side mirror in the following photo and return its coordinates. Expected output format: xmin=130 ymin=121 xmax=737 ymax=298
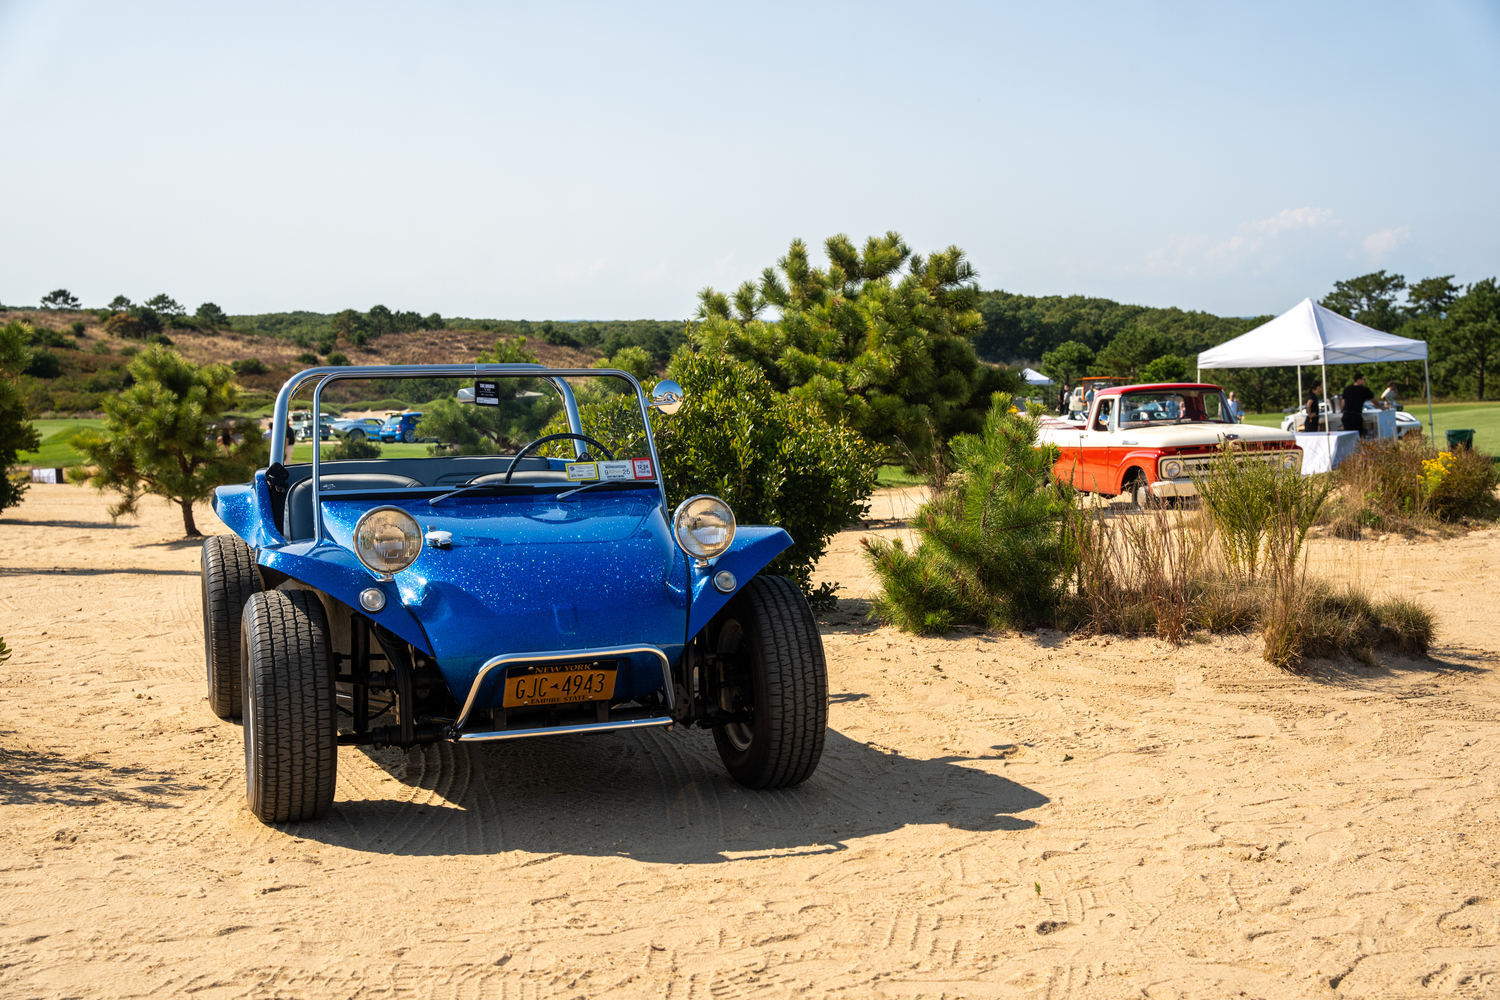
xmin=651 ymin=380 xmax=684 ymax=415
xmin=457 ymin=387 xmax=475 ymax=404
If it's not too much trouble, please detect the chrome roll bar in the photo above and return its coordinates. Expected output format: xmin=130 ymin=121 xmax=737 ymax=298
xmin=451 ymin=643 xmax=676 ymax=733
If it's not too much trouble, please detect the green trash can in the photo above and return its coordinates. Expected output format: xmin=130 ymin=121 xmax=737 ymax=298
xmin=1445 ymin=429 xmax=1475 ymax=450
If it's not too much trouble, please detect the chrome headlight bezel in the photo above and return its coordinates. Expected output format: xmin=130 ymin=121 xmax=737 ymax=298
xmin=672 ymin=494 xmax=736 ymax=563
xmin=352 ymin=506 xmax=424 ymax=578
xmin=1161 ymin=459 xmax=1184 ymax=480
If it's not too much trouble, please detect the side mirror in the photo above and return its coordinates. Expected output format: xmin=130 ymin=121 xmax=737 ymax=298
xmin=457 ymin=387 xmax=475 ymax=404
xmin=651 ymin=380 xmax=684 ymax=415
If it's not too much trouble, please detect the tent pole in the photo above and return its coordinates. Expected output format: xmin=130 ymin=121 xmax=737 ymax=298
xmin=1322 ymin=361 xmax=1330 ymax=460
xmin=1425 ymin=358 xmax=1435 ymax=444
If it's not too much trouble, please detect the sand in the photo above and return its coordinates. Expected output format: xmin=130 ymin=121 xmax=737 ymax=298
xmin=2 ymin=484 xmax=1498 ymax=998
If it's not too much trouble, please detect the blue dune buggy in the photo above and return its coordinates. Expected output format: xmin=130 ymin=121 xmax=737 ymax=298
xmin=201 ymin=364 xmax=828 ymax=824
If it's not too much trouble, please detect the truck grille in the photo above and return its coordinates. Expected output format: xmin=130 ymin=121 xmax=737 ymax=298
xmin=1159 ymin=450 xmax=1300 ymax=479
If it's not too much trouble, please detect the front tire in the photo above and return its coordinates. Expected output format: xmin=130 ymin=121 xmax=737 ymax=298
xmin=241 ymin=590 xmax=337 ymax=823
xmin=710 ymin=576 xmax=828 ymax=789
xmin=201 ymin=536 xmax=260 ymax=719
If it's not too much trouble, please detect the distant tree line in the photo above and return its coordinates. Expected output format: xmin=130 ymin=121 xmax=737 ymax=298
xmin=1005 ymin=272 xmax=1500 ymax=411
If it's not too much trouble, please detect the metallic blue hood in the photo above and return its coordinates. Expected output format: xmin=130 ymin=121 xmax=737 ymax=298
xmin=319 ymin=488 xmax=689 ymax=705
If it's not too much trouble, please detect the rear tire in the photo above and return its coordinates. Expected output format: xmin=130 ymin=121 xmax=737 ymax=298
xmin=710 ymin=576 xmax=828 ymax=789
xmin=241 ymin=590 xmax=336 ymax=823
xmin=201 ymin=536 xmax=259 ymax=719
xmin=402 ymin=429 xmax=415 ymax=443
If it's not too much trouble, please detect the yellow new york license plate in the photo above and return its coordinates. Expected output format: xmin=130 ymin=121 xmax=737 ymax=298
xmin=503 ymin=662 xmax=616 ymax=708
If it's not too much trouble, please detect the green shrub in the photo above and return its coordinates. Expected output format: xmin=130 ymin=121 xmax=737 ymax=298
xmin=295 ymin=352 xmax=320 ymax=365
xmin=25 ymin=348 xmax=61 ymax=379
xmin=145 ymin=332 xmax=174 ymax=347
xmin=326 ymin=352 xmax=349 ymax=367
xmin=1423 ymin=447 xmax=1499 ymax=520
xmin=658 ymin=349 xmax=878 ymax=605
xmin=231 ymin=358 xmax=269 ymax=376
xmin=29 ymin=326 xmax=72 ymax=349
xmin=865 ymin=394 xmax=1074 ymax=632
xmin=68 ymin=320 xmax=87 ymax=337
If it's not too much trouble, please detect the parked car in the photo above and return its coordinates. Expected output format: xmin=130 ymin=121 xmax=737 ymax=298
xmin=1036 ymin=382 xmax=1301 ymax=506
xmin=289 ymin=409 xmax=333 ymax=441
xmin=201 ymin=364 xmax=828 ymax=824
xmin=378 ymin=411 xmax=428 ymax=443
xmin=1281 ymin=401 xmax=1422 ymax=438
xmin=330 ymin=416 xmax=384 ymax=441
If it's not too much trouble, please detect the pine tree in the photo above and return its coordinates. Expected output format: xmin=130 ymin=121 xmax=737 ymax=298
xmin=692 ymin=232 xmax=1020 ymax=470
xmin=70 ymin=347 xmax=268 ymax=535
xmin=0 ymin=321 xmax=43 ymax=512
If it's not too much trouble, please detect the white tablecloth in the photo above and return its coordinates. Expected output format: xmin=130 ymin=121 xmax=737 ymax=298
xmin=1297 ymin=431 xmax=1361 ymax=475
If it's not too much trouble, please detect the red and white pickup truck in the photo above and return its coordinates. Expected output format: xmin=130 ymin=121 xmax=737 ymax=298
xmin=1036 ymin=382 xmax=1302 ymax=506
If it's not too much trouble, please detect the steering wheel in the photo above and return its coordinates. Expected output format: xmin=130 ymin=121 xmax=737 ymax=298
xmin=503 ymin=433 xmax=614 ymax=484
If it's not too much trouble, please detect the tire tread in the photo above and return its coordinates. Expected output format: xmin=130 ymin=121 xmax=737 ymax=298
xmin=201 ymin=536 xmax=259 ymax=719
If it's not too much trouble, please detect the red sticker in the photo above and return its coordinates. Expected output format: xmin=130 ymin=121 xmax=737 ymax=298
xmin=632 ymin=458 xmax=654 ymax=479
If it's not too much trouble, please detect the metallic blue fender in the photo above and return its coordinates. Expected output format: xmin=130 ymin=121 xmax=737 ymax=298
xmin=258 ymin=541 xmax=435 ymax=656
xmin=213 ymin=475 xmax=433 ymax=655
xmin=213 ymin=473 xmax=287 ymax=550
xmin=686 ymin=526 xmax=793 ymax=638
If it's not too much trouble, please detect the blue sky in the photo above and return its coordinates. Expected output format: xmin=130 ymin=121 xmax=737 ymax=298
xmin=1 ymin=1 xmax=1497 ymax=320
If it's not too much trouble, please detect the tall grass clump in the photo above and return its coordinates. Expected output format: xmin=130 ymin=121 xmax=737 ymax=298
xmin=1062 ymin=503 xmax=1212 ymax=643
xmin=864 ymin=394 xmax=1073 ymax=633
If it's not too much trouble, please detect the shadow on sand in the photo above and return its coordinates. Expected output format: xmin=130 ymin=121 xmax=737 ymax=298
xmin=286 ymin=727 xmax=1048 ymax=863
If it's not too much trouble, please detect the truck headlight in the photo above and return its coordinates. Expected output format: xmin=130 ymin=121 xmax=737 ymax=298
xmin=1161 ymin=459 xmax=1184 ymax=480
xmin=1283 ymin=452 xmax=1299 ymax=470
xmin=673 ymin=495 xmax=736 ymax=562
xmin=353 ymin=506 xmax=423 ymax=577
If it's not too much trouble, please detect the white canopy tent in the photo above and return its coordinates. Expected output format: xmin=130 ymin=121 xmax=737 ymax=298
xmin=1021 ymin=367 xmax=1054 ymax=386
xmin=1196 ymin=297 xmax=1433 ymax=441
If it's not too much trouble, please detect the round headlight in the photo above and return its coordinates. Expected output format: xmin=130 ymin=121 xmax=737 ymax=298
xmin=1283 ymin=452 xmax=1298 ymax=469
xmin=1162 ymin=460 xmax=1184 ymax=479
xmin=353 ymin=507 xmax=423 ymax=576
xmin=673 ymin=495 xmax=736 ymax=562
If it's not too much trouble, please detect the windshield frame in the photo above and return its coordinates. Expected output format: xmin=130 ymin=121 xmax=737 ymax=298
xmin=1116 ymin=388 xmax=1234 ymax=428
xmin=269 ymin=364 xmax=664 ymax=546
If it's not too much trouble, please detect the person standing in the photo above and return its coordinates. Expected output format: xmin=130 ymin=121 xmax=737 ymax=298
xmin=1380 ymin=381 xmax=1400 ymax=409
xmin=1227 ymin=391 xmax=1244 ymax=423
xmin=1341 ymin=372 xmax=1375 ymax=436
xmin=1304 ymin=382 xmax=1323 ymax=432
xmin=1058 ymin=383 xmax=1069 ymax=415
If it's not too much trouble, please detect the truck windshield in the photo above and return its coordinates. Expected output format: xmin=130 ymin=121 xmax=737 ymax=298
xmin=1118 ymin=389 xmax=1231 ymax=427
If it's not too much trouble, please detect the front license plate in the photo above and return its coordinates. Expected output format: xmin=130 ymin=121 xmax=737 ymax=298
xmin=503 ymin=662 xmax=616 ymax=708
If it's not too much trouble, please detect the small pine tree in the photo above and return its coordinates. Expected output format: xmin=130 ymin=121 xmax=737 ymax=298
xmin=0 ymin=321 xmax=43 ymax=512
xmin=70 ymin=347 xmax=269 ymax=536
xmin=864 ymin=395 xmax=1074 ymax=633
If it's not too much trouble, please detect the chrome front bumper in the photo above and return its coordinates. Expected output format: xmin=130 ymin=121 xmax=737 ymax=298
xmin=1150 ymin=478 xmax=1199 ymax=498
xmin=450 ymin=643 xmax=676 ymax=739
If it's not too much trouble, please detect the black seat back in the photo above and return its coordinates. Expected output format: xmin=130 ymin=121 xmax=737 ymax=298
xmin=284 ymin=474 xmax=423 ymax=541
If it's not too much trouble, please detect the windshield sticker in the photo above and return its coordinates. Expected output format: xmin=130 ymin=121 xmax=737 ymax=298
xmin=474 ymin=380 xmax=499 ymax=406
xmin=565 ymin=462 xmax=599 ymax=481
xmin=599 ymin=461 xmax=633 ymax=481
xmin=632 ymin=458 xmax=654 ymax=479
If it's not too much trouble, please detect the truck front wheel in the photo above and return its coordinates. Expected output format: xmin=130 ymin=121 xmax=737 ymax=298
xmin=710 ymin=576 xmax=828 ymax=789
